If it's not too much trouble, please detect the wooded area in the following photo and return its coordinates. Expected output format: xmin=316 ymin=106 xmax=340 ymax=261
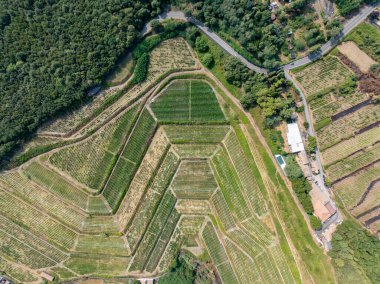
xmin=0 ymin=0 xmax=161 ymax=165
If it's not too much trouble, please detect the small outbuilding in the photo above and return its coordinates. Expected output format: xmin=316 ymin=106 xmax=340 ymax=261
xmin=40 ymin=272 xmax=54 ymax=282
xmin=286 ymin=123 xmax=305 ymax=153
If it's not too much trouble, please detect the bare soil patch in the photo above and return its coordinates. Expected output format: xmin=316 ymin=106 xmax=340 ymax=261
xmin=337 ymin=41 xmax=377 ymax=73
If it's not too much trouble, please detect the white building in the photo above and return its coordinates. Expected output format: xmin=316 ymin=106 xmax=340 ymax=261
xmin=286 ymin=123 xmax=304 ymax=153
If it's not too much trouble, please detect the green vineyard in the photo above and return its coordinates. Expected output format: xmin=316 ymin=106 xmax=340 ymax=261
xmin=0 ymin=77 xmax=300 ymax=283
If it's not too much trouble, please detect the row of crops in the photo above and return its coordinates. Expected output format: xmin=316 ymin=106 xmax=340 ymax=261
xmin=294 ymin=48 xmax=380 ymax=235
xmin=151 ymin=79 xmax=226 ymax=123
xmin=0 ymin=68 xmax=302 ymax=282
xmin=293 ymin=56 xmax=353 ymax=97
xmin=103 ymin=109 xmax=158 ymax=210
xmin=171 ymin=160 xmax=217 ymax=199
xmin=116 ymin=127 xmax=169 ymax=230
xmin=0 ymin=172 xmax=86 ymax=228
xmin=326 ymin=142 xmax=380 ymax=181
xmin=310 ymin=91 xmax=368 ymax=125
xmin=49 ymin=104 xmax=140 ymax=191
xmin=317 ymin=104 xmax=380 ymax=150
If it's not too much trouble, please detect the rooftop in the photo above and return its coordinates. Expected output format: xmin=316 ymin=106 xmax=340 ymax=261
xmin=286 ymin=123 xmax=305 ymax=153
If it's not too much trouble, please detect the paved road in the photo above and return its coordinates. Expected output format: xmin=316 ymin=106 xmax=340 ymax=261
xmin=152 ymin=4 xmax=379 ymax=73
xmin=147 ymin=5 xmax=374 ymax=241
xmin=145 ymin=11 xmax=268 ymax=73
xmin=284 ymin=2 xmax=379 ymax=70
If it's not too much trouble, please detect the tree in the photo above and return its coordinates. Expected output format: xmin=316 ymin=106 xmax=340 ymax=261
xmin=285 ymin=155 xmax=303 ymax=179
xmin=310 ymin=215 xmax=322 ymax=230
xmin=195 ymin=37 xmax=209 ymax=53
xmin=133 ymin=53 xmax=149 ymax=83
xmin=307 ymin=135 xmax=317 ymax=154
xmin=185 ymin=26 xmax=199 ymax=47
xmin=150 ymin=19 xmax=163 ymax=33
xmin=329 ymin=220 xmax=380 ymax=283
xmin=0 ymin=1 xmax=157 ymax=166
xmin=201 ymin=53 xmax=214 ymax=68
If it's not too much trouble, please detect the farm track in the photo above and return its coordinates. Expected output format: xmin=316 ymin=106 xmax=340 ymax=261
xmin=203 ymin=69 xmax=314 ymax=283
xmin=331 ymin=99 xmax=372 ymax=121
xmin=331 ymin=158 xmax=380 ymax=186
xmin=356 ymin=204 xmax=380 ymax=219
xmin=354 ymin=177 xmax=380 ymax=209
xmin=356 ymin=120 xmax=380 ymax=135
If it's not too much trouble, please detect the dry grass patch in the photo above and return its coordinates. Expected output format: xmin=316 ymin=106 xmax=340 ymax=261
xmin=337 ymin=41 xmax=377 ymax=73
xmin=334 ymin=161 xmax=380 ymax=210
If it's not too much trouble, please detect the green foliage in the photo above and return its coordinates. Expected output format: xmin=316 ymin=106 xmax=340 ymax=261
xmin=294 ymin=39 xmax=306 ymax=52
xmin=188 ymin=0 xmax=322 ymax=67
xmin=0 ymin=0 xmax=161 ymax=165
xmin=151 ymin=19 xmax=163 ymax=33
xmin=201 ymin=53 xmax=214 ymax=68
xmin=335 ymin=0 xmax=362 ymax=16
xmin=330 ymin=220 xmax=380 ymax=284
xmin=133 ymin=53 xmax=149 ymax=84
xmin=223 ymin=57 xmax=294 ymax=123
xmin=296 ymin=105 xmax=304 ymax=113
xmin=315 ymin=117 xmax=332 ymax=131
xmin=195 ymin=37 xmax=209 ymax=53
xmin=159 ymin=252 xmax=214 ymax=284
xmin=326 ymin=18 xmax=343 ymax=39
xmin=185 ymin=26 xmax=200 ymax=47
xmin=290 ymin=177 xmax=313 ymax=214
xmin=345 ymin=22 xmax=380 ymax=62
xmin=307 ymin=135 xmax=317 ymax=154
xmin=285 ymin=155 xmax=303 ymax=179
xmin=309 ymin=215 xmax=322 ymax=230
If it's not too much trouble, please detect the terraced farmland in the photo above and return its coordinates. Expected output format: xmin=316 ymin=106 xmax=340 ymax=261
xmin=0 ymin=72 xmax=303 ymax=283
xmin=293 ymin=36 xmax=380 ymax=235
xmin=293 ymin=56 xmax=354 ymax=97
xmin=151 ymin=80 xmax=226 ymax=122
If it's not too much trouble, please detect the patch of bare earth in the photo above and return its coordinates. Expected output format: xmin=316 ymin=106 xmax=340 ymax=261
xmin=338 ymin=41 xmax=377 ymax=73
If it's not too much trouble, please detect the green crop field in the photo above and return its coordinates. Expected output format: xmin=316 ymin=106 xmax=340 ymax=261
xmin=294 ymin=25 xmax=380 ymax=239
xmin=293 ymin=56 xmax=353 ymax=97
xmin=151 ymin=80 xmax=225 ymax=122
xmin=0 ymin=57 xmax=310 ymax=283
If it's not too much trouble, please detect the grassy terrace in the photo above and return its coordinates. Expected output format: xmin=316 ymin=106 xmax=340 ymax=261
xmin=151 ymin=79 xmax=226 ymax=123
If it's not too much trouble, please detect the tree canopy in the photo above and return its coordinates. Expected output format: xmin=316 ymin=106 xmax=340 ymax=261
xmin=0 ymin=0 xmax=161 ymax=165
xmin=330 ymin=220 xmax=380 ymax=283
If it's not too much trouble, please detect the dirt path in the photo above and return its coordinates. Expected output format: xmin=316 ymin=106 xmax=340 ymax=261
xmin=203 ymin=69 xmax=316 ymax=283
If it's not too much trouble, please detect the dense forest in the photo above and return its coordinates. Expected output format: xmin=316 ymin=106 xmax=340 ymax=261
xmin=335 ymin=0 xmax=378 ymax=16
xmin=0 ymin=0 xmax=161 ymax=165
xmin=174 ymin=0 xmax=325 ymax=68
xmin=330 ymin=220 xmax=380 ymax=283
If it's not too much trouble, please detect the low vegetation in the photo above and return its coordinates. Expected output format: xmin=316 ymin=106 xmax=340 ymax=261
xmin=330 ymin=220 xmax=380 ymax=283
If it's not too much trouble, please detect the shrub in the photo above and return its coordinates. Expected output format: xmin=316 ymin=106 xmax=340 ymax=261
xmin=315 ymin=117 xmax=332 ymax=131
xmin=150 ymin=19 xmax=163 ymax=33
xmin=296 ymin=105 xmax=304 ymax=113
xmin=335 ymin=0 xmax=362 ymax=16
xmin=133 ymin=53 xmax=149 ymax=84
xmin=303 ymin=121 xmax=309 ymax=129
xmin=195 ymin=37 xmax=209 ymax=53
xmin=285 ymin=155 xmax=304 ymax=179
xmin=294 ymin=39 xmax=306 ymax=51
xmin=290 ymin=176 xmax=313 ymax=214
xmin=307 ymin=135 xmax=317 ymax=153
xmin=310 ymin=215 xmax=322 ymax=230
xmin=201 ymin=53 xmax=214 ymax=68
